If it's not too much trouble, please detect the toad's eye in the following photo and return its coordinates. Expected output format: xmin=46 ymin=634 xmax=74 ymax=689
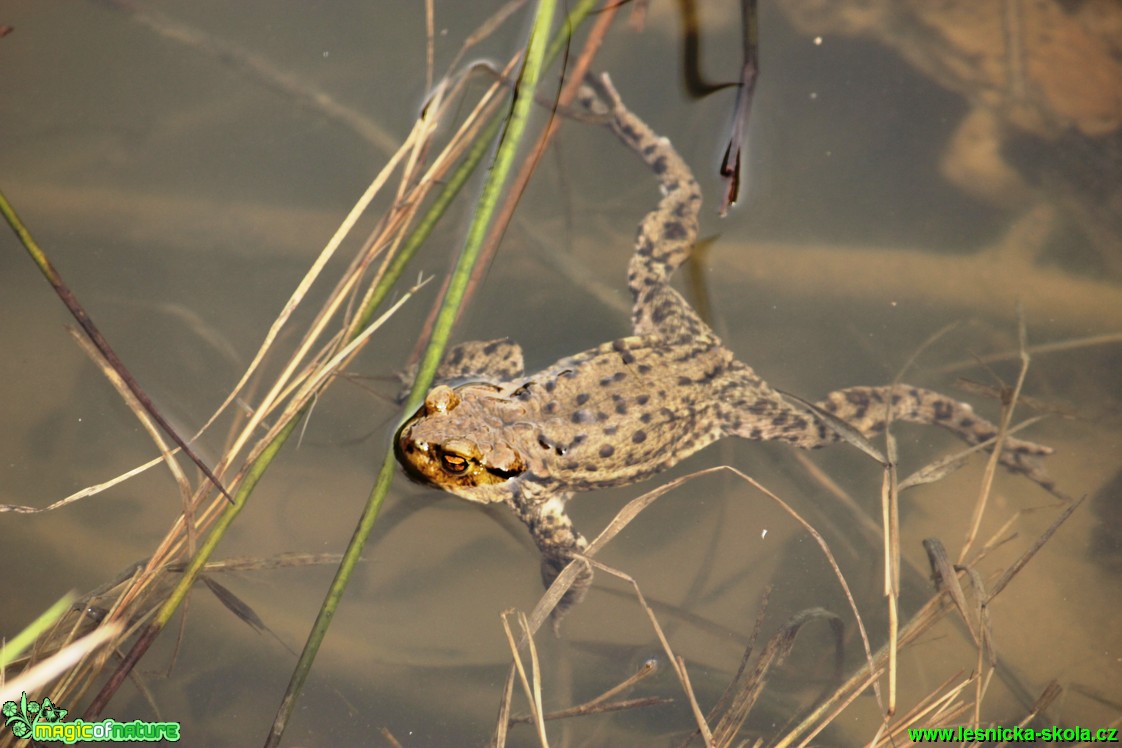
xmin=440 ymin=451 xmax=468 ymax=474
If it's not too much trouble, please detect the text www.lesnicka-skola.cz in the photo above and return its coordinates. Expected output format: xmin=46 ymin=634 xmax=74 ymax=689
xmin=909 ymin=725 xmax=1118 ymax=743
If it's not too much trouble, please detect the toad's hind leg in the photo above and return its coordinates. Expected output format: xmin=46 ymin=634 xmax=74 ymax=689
xmin=817 ymin=385 xmax=1056 ymax=491
xmin=578 ymin=74 xmax=706 ymax=345
xmin=719 ymin=373 xmax=1056 ymax=492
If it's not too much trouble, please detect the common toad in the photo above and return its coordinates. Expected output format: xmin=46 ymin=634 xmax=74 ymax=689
xmin=395 ymin=75 xmax=1055 ymax=620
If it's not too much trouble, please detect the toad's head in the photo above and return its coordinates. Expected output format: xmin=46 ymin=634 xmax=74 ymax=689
xmin=395 ymin=383 xmax=528 ymax=504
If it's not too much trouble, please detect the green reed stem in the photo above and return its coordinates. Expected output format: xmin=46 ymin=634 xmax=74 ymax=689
xmin=349 ymin=0 xmax=600 ymax=345
xmin=0 ymin=595 xmax=74 ymax=670
xmin=264 ymin=1 xmax=562 ymax=744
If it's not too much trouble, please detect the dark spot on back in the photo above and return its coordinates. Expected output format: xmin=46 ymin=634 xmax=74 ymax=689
xmin=783 ymin=416 xmax=809 ymax=432
xmin=846 ymin=390 xmax=869 ymax=406
xmin=662 ymin=221 xmax=686 ymax=240
xmin=933 ymin=400 xmax=954 ymax=421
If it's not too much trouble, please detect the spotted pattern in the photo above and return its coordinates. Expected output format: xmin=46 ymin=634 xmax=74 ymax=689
xmin=395 ymin=74 xmax=1057 ymax=625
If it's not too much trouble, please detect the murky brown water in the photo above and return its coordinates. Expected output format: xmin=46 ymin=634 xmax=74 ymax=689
xmin=3 ymin=2 xmax=1120 ymax=746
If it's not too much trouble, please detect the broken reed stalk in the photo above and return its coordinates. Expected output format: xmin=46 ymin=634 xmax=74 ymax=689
xmin=881 ymin=433 xmax=900 ymax=718
xmin=868 ymin=321 xmax=970 ymax=721
xmin=958 ymin=309 xmax=1033 ymax=565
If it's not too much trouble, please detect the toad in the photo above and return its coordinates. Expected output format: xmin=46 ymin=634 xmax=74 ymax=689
xmin=396 ymin=75 xmax=1055 ymax=619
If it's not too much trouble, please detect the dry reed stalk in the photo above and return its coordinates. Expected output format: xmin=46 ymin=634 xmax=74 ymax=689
xmin=958 ymin=310 xmax=1033 ymax=564
xmin=7 ymin=10 xmax=525 ymax=716
xmin=501 ymin=609 xmax=550 ymax=746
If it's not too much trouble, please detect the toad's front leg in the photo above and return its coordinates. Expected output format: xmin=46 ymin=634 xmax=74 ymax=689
xmin=508 ymin=490 xmax=592 ymax=627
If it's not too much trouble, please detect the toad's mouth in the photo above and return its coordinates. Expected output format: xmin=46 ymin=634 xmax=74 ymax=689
xmin=393 ymin=418 xmax=448 ymax=488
